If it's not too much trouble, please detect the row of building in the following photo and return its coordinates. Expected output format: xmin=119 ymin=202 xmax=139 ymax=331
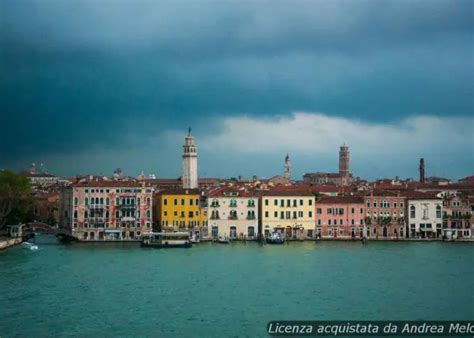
xmin=58 ymin=180 xmax=473 ymax=241
xmin=33 ymin=130 xmax=473 ymax=242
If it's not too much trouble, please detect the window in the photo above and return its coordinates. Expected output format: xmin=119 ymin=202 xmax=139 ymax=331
xmin=410 ymin=205 xmax=416 ymax=218
xmin=265 ymin=211 xmax=269 ymax=218
xmin=309 ymin=200 xmax=313 ymax=206
xmin=351 ymin=219 xmax=355 ymax=225
xmin=299 ymin=199 xmax=303 ymax=206
xmin=174 ymin=199 xmax=177 ymax=205
xmin=351 ymin=208 xmax=355 ymax=214
xmin=327 ymin=208 xmax=332 ymax=214
xmin=85 ymin=197 xmax=89 ymax=206
xmin=280 ymin=211 xmax=284 ymax=219
xmin=293 ymin=211 xmax=297 ymax=219
xmin=74 ymin=197 xmax=78 ymax=205
xmin=317 ymin=208 xmax=322 ymax=214
xmin=436 ymin=205 xmax=441 ymax=218
xmin=181 ymin=199 xmax=185 ymax=206
xmin=328 ymin=220 xmax=331 ymax=225
xmin=73 ymin=210 xmax=78 ymax=219
xmin=298 ymin=211 xmax=303 ymax=217
xmin=248 ymin=226 xmax=255 ymax=237
xmin=106 ymin=198 xmax=109 ymax=205
xmin=274 ymin=211 xmax=278 ymax=217
xmin=309 ymin=211 xmax=313 ymax=218
xmin=190 ymin=199 xmax=193 ymax=206
xmin=189 ymin=211 xmax=194 ymax=218
xmin=317 ymin=219 xmax=321 ymax=225
xmin=274 ymin=199 xmax=278 ymax=206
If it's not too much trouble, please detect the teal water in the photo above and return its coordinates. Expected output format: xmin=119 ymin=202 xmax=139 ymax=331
xmin=0 ymin=238 xmax=473 ymax=337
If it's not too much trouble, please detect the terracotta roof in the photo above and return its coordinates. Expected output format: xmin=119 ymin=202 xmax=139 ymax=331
xmin=207 ymin=187 xmax=257 ymax=198
xmin=72 ymin=180 xmax=152 ymax=188
xmin=157 ymin=188 xmax=202 ymax=196
xmin=260 ymin=189 xmax=315 ymax=197
xmin=316 ymin=196 xmax=364 ymax=204
xmin=406 ymin=191 xmax=442 ymax=200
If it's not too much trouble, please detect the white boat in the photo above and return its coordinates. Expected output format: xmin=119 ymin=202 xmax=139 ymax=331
xmin=216 ymin=234 xmax=230 ymax=244
xmin=22 ymin=242 xmax=39 ymax=251
xmin=190 ymin=234 xmax=200 ymax=244
xmin=141 ymin=232 xmax=192 ymax=248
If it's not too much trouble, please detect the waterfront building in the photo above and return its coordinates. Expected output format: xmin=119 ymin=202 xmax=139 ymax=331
xmin=59 ymin=179 xmax=154 ymax=241
xmin=303 ymin=145 xmax=353 ymax=186
xmin=406 ymin=192 xmax=443 ymax=238
xmin=182 ymin=128 xmax=198 ymax=189
xmin=155 ymin=189 xmax=208 ymax=238
xmin=22 ymin=163 xmax=59 ymax=188
xmin=284 ymin=153 xmax=291 ymax=180
xmin=259 ymin=190 xmax=316 ymax=239
xmin=315 ymin=196 xmax=365 ymax=239
xmin=207 ymin=188 xmax=259 ymax=239
xmin=364 ymin=191 xmax=407 ymax=239
xmin=442 ymin=193 xmax=472 ymax=239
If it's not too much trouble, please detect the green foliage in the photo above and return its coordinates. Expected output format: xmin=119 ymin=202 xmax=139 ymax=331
xmin=0 ymin=170 xmax=34 ymax=227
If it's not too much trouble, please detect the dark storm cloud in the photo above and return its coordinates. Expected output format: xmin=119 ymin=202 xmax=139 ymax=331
xmin=0 ymin=0 xmax=472 ymax=177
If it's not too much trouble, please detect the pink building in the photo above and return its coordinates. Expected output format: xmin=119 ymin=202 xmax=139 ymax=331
xmin=60 ymin=179 xmax=154 ymax=241
xmin=442 ymin=193 xmax=473 ymax=239
xmin=315 ymin=196 xmax=365 ymax=239
xmin=364 ymin=190 xmax=407 ymax=239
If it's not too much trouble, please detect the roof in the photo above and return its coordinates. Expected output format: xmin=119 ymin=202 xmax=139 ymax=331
xmin=206 ymin=187 xmax=257 ymax=198
xmin=316 ymin=196 xmax=365 ymax=204
xmin=72 ymin=180 xmax=152 ymax=188
xmin=260 ymin=189 xmax=315 ymax=197
xmin=405 ymin=191 xmax=442 ymax=200
xmin=157 ymin=188 xmax=202 ymax=196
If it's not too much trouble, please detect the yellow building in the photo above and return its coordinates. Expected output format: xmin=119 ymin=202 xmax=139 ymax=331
xmin=259 ymin=190 xmax=316 ymax=239
xmin=155 ymin=189 xmax=208 ymax=236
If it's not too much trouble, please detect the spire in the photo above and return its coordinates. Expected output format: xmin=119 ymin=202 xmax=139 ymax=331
xmin=188 ymin=127 xmax=192 ymax=136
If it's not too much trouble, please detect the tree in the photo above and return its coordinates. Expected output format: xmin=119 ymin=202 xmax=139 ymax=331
xmin=0 ymin=170 xmax=34 ymax=227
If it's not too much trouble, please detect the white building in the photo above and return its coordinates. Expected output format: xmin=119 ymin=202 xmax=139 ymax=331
xmin=407 ymin=193 xmax=443 ymax=239
xmin=182 ymin=128 xmax=198 ymax=189
xmin=207 ymin=188 xmax=258 ymax=239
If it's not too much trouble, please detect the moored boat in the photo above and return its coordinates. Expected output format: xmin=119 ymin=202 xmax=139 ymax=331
xmin=216 ymin=234 xmax=230 ymax=244
xmin=190 ymin=234 xmax=200 ymax=244
xmin=22 ymin=242 xmax=39 ymax=251
xmin=141 ymin=232 xmax=192 ymax=248
xmin=266 ymin=232 xmax=285 ymax=244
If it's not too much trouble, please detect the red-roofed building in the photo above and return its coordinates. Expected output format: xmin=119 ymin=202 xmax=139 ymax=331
xmin=315 ymin=196 xmax=365 ymax=239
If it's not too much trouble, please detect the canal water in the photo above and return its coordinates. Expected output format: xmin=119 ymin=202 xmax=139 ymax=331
xmin=0 ymin=238 xmax=473 ymax=337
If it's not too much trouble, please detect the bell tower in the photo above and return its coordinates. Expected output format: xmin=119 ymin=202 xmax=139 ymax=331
xmin=182 ymin=128 xmax=198 ymax=189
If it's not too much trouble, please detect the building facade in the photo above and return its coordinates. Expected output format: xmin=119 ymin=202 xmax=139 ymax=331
xmin=315 ymin=196 xmax=365 ymax=239
xmin=259 ymin=191 xmax=316 ymax=239
xmin=59 ymin=180 xmax=154 ymax=241
xmin=442 ymin=194 xmax=472 ymax=239
xmin=155 ymin=189 xmax=208 ymax=237
xmin=407 ymin=194 xmax=443 ymax=238
xmin=364 ymin=191 xmax=407 ymax=239
xmin=182 ymin=129 xmax=198 ymax=189
xmin=207 ymin=189 xmax=258 ymax=239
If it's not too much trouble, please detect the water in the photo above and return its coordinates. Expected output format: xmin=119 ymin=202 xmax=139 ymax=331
xmin=0 ymin=237 xmax=473 ymax=337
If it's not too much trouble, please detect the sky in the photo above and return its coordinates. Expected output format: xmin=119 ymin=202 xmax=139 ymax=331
xmin=0 ymin=0 xmax=473 ymax=180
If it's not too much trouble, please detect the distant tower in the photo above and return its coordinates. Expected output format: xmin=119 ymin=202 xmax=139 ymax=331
xmin=182 ymin=128 xmax=198 ymax=189
xmin=284 ymin=153 xmax=291 ymax=180
xmin=30 ymin=163 xmax=36 ymax=174
xmin=339 ymin=144 xmax=350 ymax=178
xmin=419 ymin=158 xmax=425 ymax=183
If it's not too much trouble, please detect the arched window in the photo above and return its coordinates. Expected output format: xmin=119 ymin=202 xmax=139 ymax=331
xmin=85 ymin=211 xmax=89 ymax=218
xmin=74 ymin=197 xmax=78 ymax=205
xmin=146 ymin=210 xmax=151 ymax=218
xmin=85 ymin=197 xmax=89 ymax=206
xmin=106 ymin=211 xmax=109 ymax=218
xmin=100 ymin=198 xmax=104 ymax=205
xmin=147 ymin=198 xmax=151 ymax=206
xmin=106 ymin=198 xmax=109 ymax=205
xmin=410 ymin=205 xmax=416 ymax=218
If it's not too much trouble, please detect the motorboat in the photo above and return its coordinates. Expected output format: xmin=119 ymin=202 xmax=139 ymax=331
xmin=216 ymin=234 xmax=230 ymax=244
xmin=141 ymin=232 xmax=192 ymax=248
xmin=266 ymin=232 xmax=285 ymax=244
xmin=22 ymin=242 xmax=39 ymax=251
xmin=190 ymin=234 xmax=200 ymax=244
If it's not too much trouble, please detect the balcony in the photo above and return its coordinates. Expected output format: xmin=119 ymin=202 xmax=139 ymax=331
xmin=246 ymin=215 xmax=256 ymax=220
xmin=210 ymin=203 xmax=220 ymax=208
xmin=229 ymin=203 xmax=237 ymax=208
xmin=210 ymin=215 xmax=220 ymax=220
xmin=228 ymin=215 xmax=238 ymax=220
xmin=247 ymin=203 xmax=256 ymax=208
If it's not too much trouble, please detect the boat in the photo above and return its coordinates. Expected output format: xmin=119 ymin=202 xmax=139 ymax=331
xmin=190 ymin=234 xmax=200 ymax=244
xmin=266 ymin=232 xmax=285 ymax=244
xmin=22 ymin=242 xmax=39 ymax=251
xmin=216 ymin=234 xmax=230 ymax=244
xmin=141 ymin=232 xmax=192 ymax=248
